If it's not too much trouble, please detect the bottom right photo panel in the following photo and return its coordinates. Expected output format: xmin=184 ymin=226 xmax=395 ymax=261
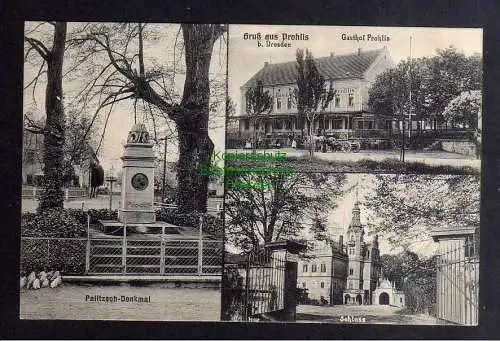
xmin=222 ymin=172 xmax=480 ymax=325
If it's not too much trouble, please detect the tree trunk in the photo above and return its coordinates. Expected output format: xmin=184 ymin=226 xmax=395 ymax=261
xmin=39 ymin=22 xmax=67 ymax=212
xmin=176 ymin=25 xmax=216 ymax=213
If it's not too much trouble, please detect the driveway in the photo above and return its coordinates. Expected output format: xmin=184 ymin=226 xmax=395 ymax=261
xmin=296 ymin=304 xmax=446 ymax=325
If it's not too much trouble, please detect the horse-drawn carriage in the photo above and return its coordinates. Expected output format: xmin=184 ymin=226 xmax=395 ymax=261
xmin=314 ymin=133 xmax=361 ymax=153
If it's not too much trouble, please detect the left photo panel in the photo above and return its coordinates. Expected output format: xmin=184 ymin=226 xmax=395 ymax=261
xmin=21 ymin=22 xmax=227 ymax=321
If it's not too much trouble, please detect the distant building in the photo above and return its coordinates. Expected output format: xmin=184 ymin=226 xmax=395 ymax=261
xmin=373 ymin=277 xmax=405 ymax=307
xmin=343 ymin=201 xmax=381 ymax=305
xmin=297 ymin=237 xmax=348 ymax=305
xmin=235 ymin=48 xmax=393 ymax=146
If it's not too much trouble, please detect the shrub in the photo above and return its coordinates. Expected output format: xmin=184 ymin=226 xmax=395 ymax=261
xmin=21 ymin=208 xmax=86 ymax=238
xmin=155 ymin=207 xmax=223 ymax=238
xmin=21 ymin=209 xmax=87 ymax=274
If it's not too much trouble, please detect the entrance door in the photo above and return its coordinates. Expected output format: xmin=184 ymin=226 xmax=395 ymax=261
xmin=379 ymin=292 xmax=390 ymax=305
xmin=356 ymin=294 xmax=362 ymax=305
xmin=344 ymin=295 xmax=350 ymax=304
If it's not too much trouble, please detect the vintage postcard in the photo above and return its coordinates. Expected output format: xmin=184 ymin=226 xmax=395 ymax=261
xmin=222 ymin=24 xmax=482 ymax=325
xmin=21 ymin=22 xmax=226 ymax=321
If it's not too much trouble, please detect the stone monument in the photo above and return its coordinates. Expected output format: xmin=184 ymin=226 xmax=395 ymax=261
xmin=118 ymin=123 xmax=156 ymax=224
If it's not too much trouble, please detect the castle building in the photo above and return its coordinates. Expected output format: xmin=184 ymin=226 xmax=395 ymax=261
xmin=343 ymin=201 xmax=381 ymax=305
xmin=373 ymin=277 xmax=405 ymax=307
xmin=234 ymin=48 xmax=393 ymax=146
xmin=297 ymin=237 xmax=348 ymax=305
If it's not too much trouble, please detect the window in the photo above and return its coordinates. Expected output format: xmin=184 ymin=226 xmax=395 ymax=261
xmin=335 ymin=95 xmax=340 ymax=107
xmin=273 ymin=119 xmax=283 ymax=130
xmin=349 ymin=268 xmax=354 ymax=275
xmin=303 ymin=264 xmax=308 ymax=273
xmin=311 ymin=264 xmax=317 ymax=272
xmin=333 ymin=119 xmax=343 ymax=129
xmin=349 ymin=247 xmax=355 ymax=255
xmin=276 ymin=90 xmax=282 ymax=110
xmin=295 ymin=118 xmax=303 ymax=130
xmin=367 ymin=250 xmax=370 ymax=258
xmin=319 ymin=119 xmax=324 ymax=129
xmin=320 ymin=282 xmax=325 ymax=289
xmin=348 ymin=282 xmax=353 ymax=289
xmin=348 ymin=94 xmax=354 ymax=106
xmin=285 ymin=119 xmax=292 ymax=130
xmin=287 ymin=88 xmax=293 ymax=109
xmin=321 ymin=264 xmax=326 ymax=272
xmin=243 ymin=119 xmax=250 ymax=130
xmin=400 ymin=298 xmax=403 ymax=303
xmin=302 ymin=282 xmax=306 ymax=288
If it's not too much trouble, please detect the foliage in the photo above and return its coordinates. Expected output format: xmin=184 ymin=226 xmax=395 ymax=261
xmin=90 ymin=162 xmax=104 ymax=187
xmin=225 ymin=170 xmax=346 ymax=252
xmin=381 ymin=251 xmax=437 ymax=314
xmin=245 ymin=81 xmax=273 ymax=152
xmin=295 ymin=49 xmax=335 ymax=157
xmin=21 ymin=208 xmax=86 ymax=238
xmin=156 ymin=207 xmax=223 ymax=238
xmin=368 ymin=47 xmax=482 ymax=126
xmin=364 ymin=174 xmax=480 ymax=247
xmin=221 ymin=265 xmax=246 ymax=321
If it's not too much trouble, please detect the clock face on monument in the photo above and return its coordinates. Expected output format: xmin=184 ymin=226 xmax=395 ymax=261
xmin=131 ymin=173 xmax=149 ymax=191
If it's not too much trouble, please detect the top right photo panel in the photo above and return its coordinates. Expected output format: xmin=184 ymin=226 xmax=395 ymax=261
xmin=227 ymin=25 xmax=482 ymax=174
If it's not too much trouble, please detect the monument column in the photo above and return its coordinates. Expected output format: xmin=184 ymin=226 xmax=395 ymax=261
xmin=118 ymin=123 xmax=156 ymax=224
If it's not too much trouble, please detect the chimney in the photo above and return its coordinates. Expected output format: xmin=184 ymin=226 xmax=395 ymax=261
xmin=264 ymin=61 xmax=269 ymax=67
xmin=330 ymin=52 xmax=335 ymax=57
xmin=339 ymin=235 xmax=343 ymax=250
xmin=357 ymin=48 xmax=362 ymax=55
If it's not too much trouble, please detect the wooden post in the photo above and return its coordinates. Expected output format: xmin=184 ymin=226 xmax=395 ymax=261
xmin=160 ymin=225 xmax=165 ymax=275
xmin=197 ymin=216 xmax=204 ymax=276
xmin=85 ymin=213 xmax=90 ymax=274
xmin=122 ymin=224 xmax=127 ymax=274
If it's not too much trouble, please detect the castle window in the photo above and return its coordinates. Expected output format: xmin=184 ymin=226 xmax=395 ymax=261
xmin=303 ymin=282 xmax=306 ymax=288
xmin=321 ymin=264 xmax=326 ymax=272
xmin=320 ymin=282 xmax=325 ymax=288
xmin=333 ymin=119 xmax=343 ymax=129
xmin=285 ymin=119 xmax=292 ymax=130
xmin=349 ymin=268 xmax=354 ymax=275
xmin=335 ymin=95 xmax=340 ymax=107
xmin=243 ymin=119 xmax=250 ymax=130
xmin=303 ymin=264 xmax=308 ymax=273
xmin=295 ymin=118 xmax=303 ymax=130
xmin=287 ymin=88 xmax=293 ymax=109
xmin=348 ymin=282 xmax=353 ymax=289
xmin=348 ymin=94 xmax=354 ymax=106
xmin=349 ymin=247 xmax=355 ymax=255
xmin=367 ymin=250 xmax=370 ymax=258
xmin=276 ymin=90 xmax=282 ymax=110
xmin=311 ymin=264 xmax=317 ymax=272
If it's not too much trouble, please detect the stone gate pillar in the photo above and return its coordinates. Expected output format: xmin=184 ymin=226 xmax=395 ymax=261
xmin=265 ymin=240 xmax=306 ymax=321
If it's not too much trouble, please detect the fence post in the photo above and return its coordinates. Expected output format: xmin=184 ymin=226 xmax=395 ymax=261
xmin=65 ymin=188 xmax=69 ymax=201
xmin=160 ymin=225 xmax=165 ymax=275
xmin=46 ymin=239 xmax=50 ymax=269
xmin=85 ymin=213 xmax=91 ymax=274
xmin=122 ymin=224 xmax=127 ymax=274
xmin=33 ymin=187 xmax=36 ymax=199
xmin=197 ymin=216 xmax=204 ymax=276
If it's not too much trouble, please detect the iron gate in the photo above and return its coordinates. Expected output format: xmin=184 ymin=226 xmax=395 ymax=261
xmin=436 ymin=235 xmax=479 ymax=325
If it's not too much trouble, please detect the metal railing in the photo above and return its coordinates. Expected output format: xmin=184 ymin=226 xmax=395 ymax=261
xmin=21 ymin=186 xmax=88 ymax=200
xmin=436 ymin=236 xmax=479 ymax=325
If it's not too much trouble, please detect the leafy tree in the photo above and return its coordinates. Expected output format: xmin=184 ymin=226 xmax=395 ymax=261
xmin=295 ymin=49 xmax=335 ymax=158
xmin=24 ymin=22 xmax=67 ymax=211
xmin=364 ymin=174 xmax=480 ymax=248
xmin=69 ymin=23 xmax=227 ymax=214
xmin=380 ymin=251 xmax=437 ymax=314
xmin=245 ymin=81 xmax=273 ymax=152
xmin=442 ymin=90 xmax=482 ymax=158
xmin=225 ymin=171 xmax=346 ymax=252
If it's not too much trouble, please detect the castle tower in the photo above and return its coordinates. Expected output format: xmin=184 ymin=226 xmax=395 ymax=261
xmin=343 ymin=201 xmax=365 ymax=305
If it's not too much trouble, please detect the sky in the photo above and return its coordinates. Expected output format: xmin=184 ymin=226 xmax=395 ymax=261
xmin=229 ymin=25 xmax=483 ymax=116
xmin=23 ymin=22 xmax=227 ymax=173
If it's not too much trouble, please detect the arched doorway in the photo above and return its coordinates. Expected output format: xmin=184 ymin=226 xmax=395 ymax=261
xmin=356 ymin=294 xmax=362 ymax=305
xmin=379 ymin=292 xmax=390 ymax=305
xmin=344 ymin=295 xmax=350 ymax=304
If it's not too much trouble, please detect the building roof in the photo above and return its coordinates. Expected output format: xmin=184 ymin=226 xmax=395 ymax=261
xmin=242 ymin=48 xmax=385 ymax=88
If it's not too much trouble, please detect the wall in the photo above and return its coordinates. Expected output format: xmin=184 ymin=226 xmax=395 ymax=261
xmin=440 ymin=140 xmax=477 ymax=157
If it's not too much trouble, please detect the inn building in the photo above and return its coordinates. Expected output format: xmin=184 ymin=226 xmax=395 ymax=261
xmin=233 ymin=48 xmax=393 ymax=146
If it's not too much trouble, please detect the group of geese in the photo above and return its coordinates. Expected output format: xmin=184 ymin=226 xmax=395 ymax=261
xmin=20 ymin=271 xmax=62 ymax=289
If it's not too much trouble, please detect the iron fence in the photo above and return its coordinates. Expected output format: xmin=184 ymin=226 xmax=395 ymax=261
xmin=436 ymin=236 xmax=479 ymax=325
xmin=21 ymin=235 xmax=222 ymax=276
xmin=21 ymin=186 xmax=88 ymax=200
